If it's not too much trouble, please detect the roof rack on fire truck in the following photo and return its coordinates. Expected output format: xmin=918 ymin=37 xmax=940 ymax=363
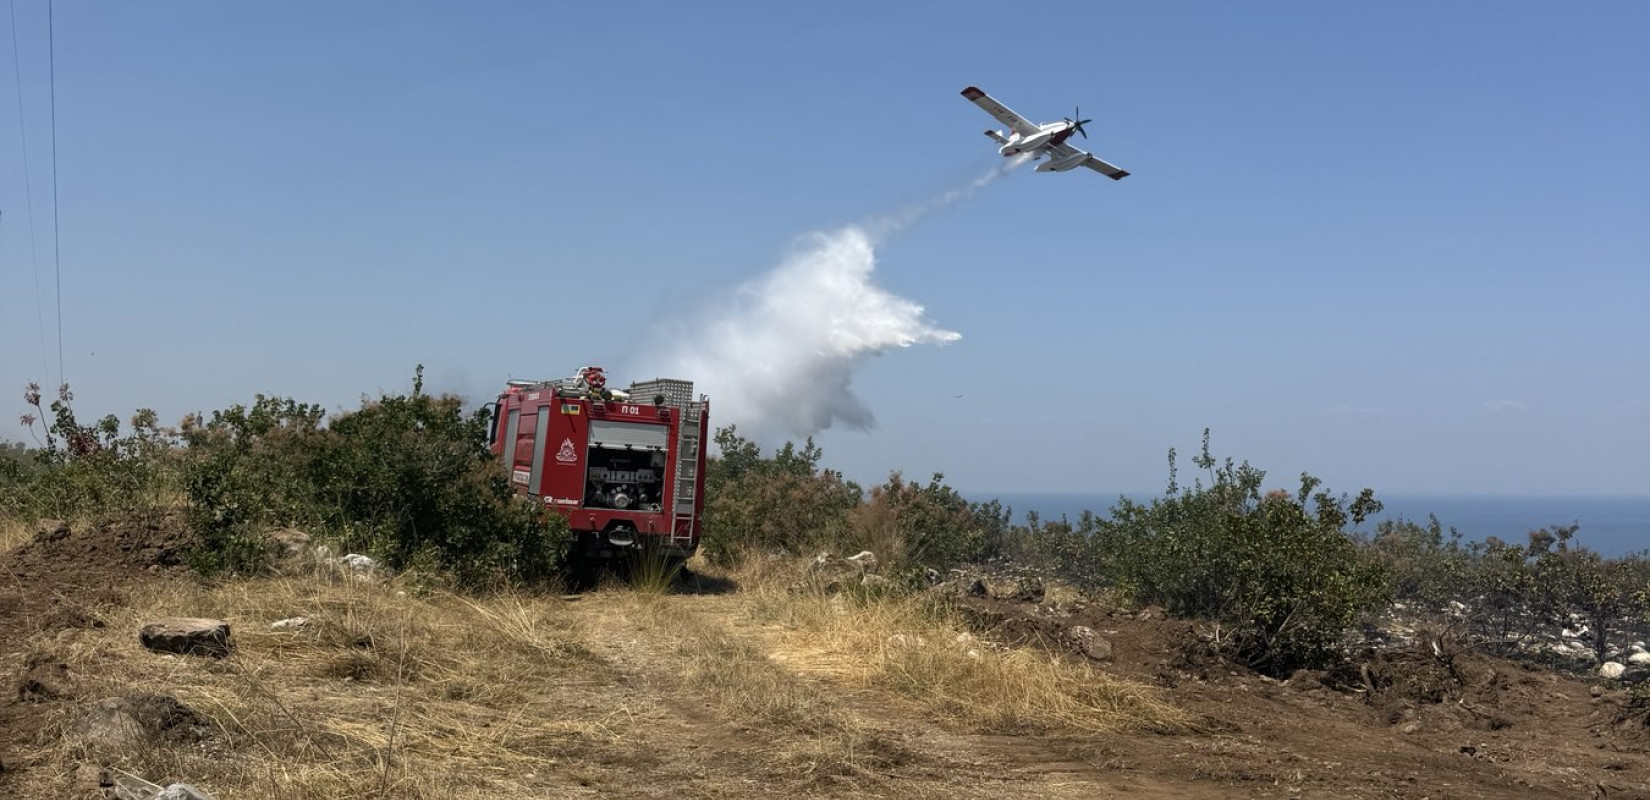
xmin=504 ymin=367 xmax=698 ymax=408
xmin=507 ymin=366 xmax=629 ymax=402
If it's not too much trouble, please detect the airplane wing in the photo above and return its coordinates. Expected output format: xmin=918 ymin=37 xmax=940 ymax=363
xmin=1081 ymin=155 xmax=1130 ymax=180
xmin=1048 ymin=142 xmax=1131 ymax=180
xmin=960 ymin=86 xmax=1041 ymax=138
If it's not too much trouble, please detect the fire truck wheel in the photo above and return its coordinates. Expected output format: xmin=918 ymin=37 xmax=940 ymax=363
xmin=563 ymin=553 xmax=602 ymax=593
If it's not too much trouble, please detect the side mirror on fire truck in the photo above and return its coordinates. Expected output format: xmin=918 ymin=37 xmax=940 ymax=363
xmin=481 ymin=402 xmax=500 ymax=445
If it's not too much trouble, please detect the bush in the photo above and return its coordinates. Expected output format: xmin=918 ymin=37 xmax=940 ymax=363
xmin=1099 ymin=432 xmax=1390 ymax=675
xmin=3 ymin=383 xmax=182 ymax=520
xmin=699 ymin=426 xmax=861 ymax=565
xmin=181 ymin=368 xmax=568 ymax=586
xmin=1365 ymin=515 xmax=1472 ymax=615
xmin=850 ymin=472 xmax=1009 ymax=573
xmin=996 ymin=509 xmax=1114 ymax=590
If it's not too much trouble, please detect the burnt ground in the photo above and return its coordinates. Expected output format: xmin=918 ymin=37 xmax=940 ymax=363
xmin=956 ymin=588 xmax=1650 ymax=799
xmin=2 ymin=518 xmax=1648 ymax=798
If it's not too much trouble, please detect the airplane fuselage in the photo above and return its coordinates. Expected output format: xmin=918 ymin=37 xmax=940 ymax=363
xmin=997 ymin=123 xmax=1078 ymax=157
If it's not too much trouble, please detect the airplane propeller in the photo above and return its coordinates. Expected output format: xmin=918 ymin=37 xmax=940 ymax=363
xmin=1065 ymin=107 xmax=1092 ymax=139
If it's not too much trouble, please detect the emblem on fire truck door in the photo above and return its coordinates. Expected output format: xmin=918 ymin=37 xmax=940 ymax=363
xmin=555 ymin=438 xmax=578 ymax=464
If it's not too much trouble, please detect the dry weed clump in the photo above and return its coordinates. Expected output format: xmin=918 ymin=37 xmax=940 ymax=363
xmin=743 ymin=563 xmax=1195 ymax=736
xmin=8 ymin=567 xmax=608 ymax=798
xmin=0 ymin=514 xmax=30 ymax=552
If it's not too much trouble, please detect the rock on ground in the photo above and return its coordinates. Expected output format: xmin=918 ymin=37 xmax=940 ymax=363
xmin=140 ymin=617 xmax=233 ymax=658
xmin=155 ymin=783 xmax=220 ymax=800
xmin=1599 ymin=661 xmax=1626 ymax=679
xmin=1068 ymin=625 xmax=1114 ymax=661
xmin=340 ymin=553 xmax=376 ymax=572
xmin=71 ymin=694 xmax=213 ymax=755
xmin=845 ymin=550 xmax=879 ymax=571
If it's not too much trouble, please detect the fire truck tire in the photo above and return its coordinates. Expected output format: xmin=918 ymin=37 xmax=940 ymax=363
xmin=563 ymin=552 xmax=603 ymax=593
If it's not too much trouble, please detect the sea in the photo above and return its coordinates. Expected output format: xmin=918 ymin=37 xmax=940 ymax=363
xmin=975 ymin=492 xmax=1650 ymax=558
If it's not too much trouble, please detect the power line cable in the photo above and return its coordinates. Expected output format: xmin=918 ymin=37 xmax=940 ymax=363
xmin=7 ymin=0 xmax=48 ymax=384
xmin=47 ymin=0 xmax=61 ymax=385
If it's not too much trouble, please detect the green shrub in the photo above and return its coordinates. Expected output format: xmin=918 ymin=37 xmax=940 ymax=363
xmin=700 ymin=426 xmax=861 ymax=565
xmin=180 ymin=395 xmax=330 ymax=574
xmin=3 ymin=384 xmax=182 ymax=520
xmin=850 ymin=472 xmax=1009 ymax=573
xmin=1365 ymin=515 xmax=1472 ymax=615
xmin=180 ymin=368 xmax=568 ymax=586
xmin=1100 ymin=431 xmax=1390 ymax=675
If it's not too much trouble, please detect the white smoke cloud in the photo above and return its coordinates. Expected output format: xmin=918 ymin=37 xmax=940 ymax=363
xmin=639 ymin=161 xmax=1025 ymax=440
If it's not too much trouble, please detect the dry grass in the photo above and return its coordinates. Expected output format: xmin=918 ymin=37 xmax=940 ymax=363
xmin=742 ymin=562 xmax=1196 ymax=736
xmin=568 ymin=585 xmax=904 ymax=780
xmin=5 ymin=547 xmax=1198 ymax=798
xmin=10 ymin=565 xmax=608 ymax=798
xmin=0 ymin=515 xmax=30 ymax=552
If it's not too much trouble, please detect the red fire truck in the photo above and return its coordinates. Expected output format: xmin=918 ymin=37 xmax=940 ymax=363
xmin=489 ymin=367 xmax=709 ymax=563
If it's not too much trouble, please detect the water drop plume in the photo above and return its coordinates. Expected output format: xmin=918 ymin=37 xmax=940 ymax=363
xmin=639 ymin=160 xmax=1027 ymax=441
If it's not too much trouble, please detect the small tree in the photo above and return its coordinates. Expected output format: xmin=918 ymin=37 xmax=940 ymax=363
xmin=849 ymin=471 xmax=1009 ymax=572
xmin=1100 ymin=431 xmax=1390 ymax=675
xmin=699 ymin=426 xmax=861 ymax=565
xmin=1531 ymin=531 xmax=1650 ymax=663
xmin=1365 ymin=515 xmax=1472 ymax=616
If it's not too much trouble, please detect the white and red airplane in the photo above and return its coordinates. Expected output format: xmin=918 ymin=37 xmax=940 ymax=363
xmin=961 ymin=86 xmax=1129 ymax=180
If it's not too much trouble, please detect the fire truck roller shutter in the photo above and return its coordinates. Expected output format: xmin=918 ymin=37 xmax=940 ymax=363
xmin=503 ymin=408 xmax=523 ymax=485
xmin=527 ymin=411 xmax=551 ymax=494
xmin=588 ymin=420 xmax=670 ymax=451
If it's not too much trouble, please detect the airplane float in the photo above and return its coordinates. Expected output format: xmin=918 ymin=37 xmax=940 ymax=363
xmin=961 ymin=86 xmax=1129 ymax=180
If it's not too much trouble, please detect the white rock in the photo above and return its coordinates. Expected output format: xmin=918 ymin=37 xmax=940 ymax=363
xmin=845 ymin=550 xmax=878 ymax=570
xmin=1599 ymin=661 xmax=1626 ymax=680
xmin=887 ymin=634 xmax=927 ymax=649
xmin=340 ymin=554 xmax=376 ymax=571
xmin=270 ymin=617 xmax=309 ymax=631
xmin=156 ymin=783 xmax=219 ymax=800
xmin=1628 ymin=652 xmax=1650 ymax=666
xmin=1631 ymin=642 xmax=1647 ymax=654
xmin=861 ymin=574 xmax=893 ymax=590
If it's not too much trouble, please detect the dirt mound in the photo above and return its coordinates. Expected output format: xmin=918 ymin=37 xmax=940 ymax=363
xmin=0 ymin=513 xmax=190 ymax=642
xmin=0 ymin=514 xmax=197 ymax=783
xmin=5 ymin=513 xmax=193 ymax=581
xmin=69 ymin=693 xmax=216 ymax=756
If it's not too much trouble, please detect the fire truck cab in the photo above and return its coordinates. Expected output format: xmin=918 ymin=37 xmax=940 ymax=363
xmin=489 ymin=367 xmax=709 ymax=562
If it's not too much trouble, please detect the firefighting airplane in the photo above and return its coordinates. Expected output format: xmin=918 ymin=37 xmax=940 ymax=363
xmin=960 ymin=86 xmax=1129 ymax=180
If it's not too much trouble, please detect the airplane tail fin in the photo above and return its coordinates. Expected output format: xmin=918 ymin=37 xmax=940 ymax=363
xmin=983 ymin=129 xmax=1009 ymax=145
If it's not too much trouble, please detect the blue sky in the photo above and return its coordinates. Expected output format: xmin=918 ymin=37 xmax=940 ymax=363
xmin=1 ymin=1 xmax=1646 ymax=496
